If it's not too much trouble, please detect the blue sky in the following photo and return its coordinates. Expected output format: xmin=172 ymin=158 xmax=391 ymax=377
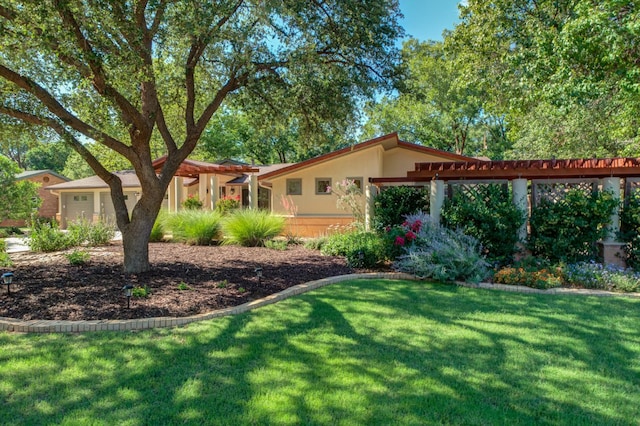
xmin=398 ymin=0 xmax=464 ymax=42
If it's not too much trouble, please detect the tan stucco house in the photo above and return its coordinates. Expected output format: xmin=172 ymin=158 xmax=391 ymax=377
xmin=46 ymin=133 xmax=473 ymax=235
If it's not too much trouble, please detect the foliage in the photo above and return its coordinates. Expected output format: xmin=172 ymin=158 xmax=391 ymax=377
xmin=372 ymin=185 xmax=429 ymax=231
xmin=264 ymin=239 xmax=288 ymax=251
xmin=304 ymin=237 xmax=328 ymax=251
xmin=0 ymin=227 xmax=23 ymax=238
xmin=528 ymin=189 xmax=618 ymax=263
xmin=221 ymin=209 xmax=285 ymax=247
xmin=182 ymin=195 xmax=203 ymax=210
xmin=65 ymin=249 xmax=90 ymax=266
xmin=0 ymin=155 xmax=41 ymax=222
xmin=563 ymin=262 xmax=640 ymax=293
xmin=442 ymin=184 xmax=526 ymax=265
xmin=392 ymin=213 xmax=489 ymax=283
xmin=493 ymin=267 xmax=563 ymax=289
xmin=177 ymin=282 xmax=191 ymax=291
xmin=0 ymin=0 xmax=402 ymax=273
xmin=28 ymin=219 xmax=74 ymax=252
xmin=320 ymin=231 xmax=385 ymax=268
xmin=164 ymin=211 xmax=222 ymax=246
xmin=0 ymin=239 xmax=11 ymax=267
xmin=328 ymin=179 xmax=365 ymax=229
xmin=149 ymin=210 xmax=167 ymax=243
xmin=215 ymin=196 xmax=241 ymax=215
xmin=67 ymin=219 xmax=115 ymax=247
xmin=132 ymin=286 xmax=150 ymax=298
xmin=24 ymin=141 xmax=72 ymax=173
xmin=364 ymin=39 xmax=508 ymax=157
xmin=619 ymin=191 xmax=640 ymax=271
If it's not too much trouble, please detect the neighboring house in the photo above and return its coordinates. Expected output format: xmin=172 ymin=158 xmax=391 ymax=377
xmin=45 ymin=133 xmax=473 ymax=234
xmin=0 ymin=170 xmax=69 ymax=228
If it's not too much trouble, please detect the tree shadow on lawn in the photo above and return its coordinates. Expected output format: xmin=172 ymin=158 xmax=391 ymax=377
xmin=1 ymin=280 xmax=639 ymax=424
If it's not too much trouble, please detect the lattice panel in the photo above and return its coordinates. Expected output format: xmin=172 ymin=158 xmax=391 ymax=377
xmin=447 ymin=182 xmax=509 ymax=203
xmin=625 ymin=178 xmax=640 ymax=205
xmin=532 ymin=180 xmax=597 ymax=206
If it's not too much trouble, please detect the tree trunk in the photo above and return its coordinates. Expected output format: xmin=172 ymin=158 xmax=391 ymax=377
xmin=121 ymin=214 xmax=155 ymax=273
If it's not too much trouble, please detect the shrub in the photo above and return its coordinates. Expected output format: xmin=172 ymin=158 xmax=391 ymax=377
xmin=28 ymin=220 xmax=74 ymax=252
xmin=182 ymin=194 xmax=203 ymax=210
xmin=328 ymin=179 xmax=365 ymax=229
xmin=221 ymin=209 xmax=285 ymax=247
xmin=149 ymin=209 xmax=167 ymax=242
xmin=373 ymin=185 xmax=429 ymax=231
xmin=304 ymin=237 xmax=328 ymax=251
xmin=132 ymin=286 xmax=150 ymax=298
xmin=264 ymin=239 xmax=288 ymax=251
xmin=0 ymin=239 xmax=11 ymax=267
xmin=493 ymin=267 xmax=563 ymax=289
xmin=442 ymin=184 xmax=526 ymax=266
xmin=164 ymin=210 xmax=221 ymax=245
xmin=529 ymin=189 xmax=618 ymax=263
xmin=320 ymin=231 xmax=385 ymax=268
xmin=216 ymin=195 xmax=241 ymax=215
xmin=392 ymin=213 xmax=489 ymax=283
xmin=620 ymin=191 xmax=640 ymax=270
xmin=66 ymin=249 xmax=91 ymax=265
xmin=66 ymin=219 xmax=115 ymax=247
xmin=563 ymin=262 xmax=640 ymax=292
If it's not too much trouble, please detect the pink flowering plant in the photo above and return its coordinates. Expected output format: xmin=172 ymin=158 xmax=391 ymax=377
xmin=328 ymin=179 xmax=365 ymax=229
xmin=383 ymin=212 xmax=428 ymax=260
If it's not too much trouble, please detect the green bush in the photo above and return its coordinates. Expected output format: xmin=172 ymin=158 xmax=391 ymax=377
xmin=264 ymin=239 xmax=288 ymax=251
xmin=28 ymin=220 xmax=74 ymax=252
xmin=392 ymin=213 xmax=489 ymax=283
xmin=0 ymin=239 xmax=11 ymax=267
xmin=182 ymin=195 xmax=203 ymax=210
xmin=320 ymin=231 xmax=385 ymax=268
xmin=164 ymin=210 xmax=222 ymax=245
xmin=221 ymin=209 xmax=285 ymax=247
xmin=528 ymin=189 xmax=618 ymax=263
xmin=372 ymin=185 xmax=429 ymax=231
xmin=304 ymin=237 xmax=328 ymax=251
xmin=149 ymin=209 xmax=167 ymax=242
xmin=86 ymin=220 xmax=116 ymax=246
xmin=620 ymin=191 xmax=640 ymax=270
xmin=442 ymin=184 xmax=526 ymax=266
xmin=216 ymin=196 xmax=241 ymax=215
xmin=65 ymin=249 xmax=91 ymax=265
xmin=563 ymin=262 xmax=640 ymax=292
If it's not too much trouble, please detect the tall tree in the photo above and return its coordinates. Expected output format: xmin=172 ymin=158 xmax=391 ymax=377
xmin=363 ymin=39 xmax=507 ymax=157
xmin=0 ymin=0 xmax=402 ymax=272
xmin=449 ymin=0 xmax=640 ymax=158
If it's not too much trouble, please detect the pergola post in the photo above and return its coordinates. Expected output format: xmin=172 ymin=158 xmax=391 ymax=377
xmin=365 ymin=184 xmax=378 ymax=231
xmin=249 ymin=173 xmax=258 ymax=209
xmin=601 ymin=177 xmax=621 ymax=242
xmin=198 ymin=173 xmax=209 ymax=209
xmin=430 ymin=179 xmax=445 ymax=224
xmin=512 ymin=178 xmax=529 ymax=242
xmin=209 ymin=175 xmax=218 ymax=210
xmin=173 ymin=176 xmax=183 ymax=212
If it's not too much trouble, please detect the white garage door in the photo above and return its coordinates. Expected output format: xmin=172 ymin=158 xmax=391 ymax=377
xmin=64 ymin=193 xmax=94 ymax=225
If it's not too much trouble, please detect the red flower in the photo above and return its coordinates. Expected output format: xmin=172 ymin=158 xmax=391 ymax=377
xmin=394 ymin=236 xmax=405 ymax=246
xmin=405 ymin=231 xmax=416 ymax=241
xmin=411 ymin=220 xmax=422 ymax=232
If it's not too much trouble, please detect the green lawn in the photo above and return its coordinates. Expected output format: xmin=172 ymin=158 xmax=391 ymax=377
xmin=1 ymin=279 xmax=639 ymax=425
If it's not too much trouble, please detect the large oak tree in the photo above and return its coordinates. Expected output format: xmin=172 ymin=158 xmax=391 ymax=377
xmin=0 ymin=0 xmax=402 ymax=272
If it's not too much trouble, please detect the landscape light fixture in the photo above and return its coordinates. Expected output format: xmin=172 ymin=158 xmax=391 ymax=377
xmin=122 ymin=284 xmax=134 ymax=308
xmin=2 ymin=272 xmax=13 ymax=295
xmin=254 ymin=267 xmax=263 ymax=285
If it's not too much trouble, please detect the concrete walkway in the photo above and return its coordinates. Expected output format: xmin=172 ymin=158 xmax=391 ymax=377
xmin=4 ymin=237 xmax=29 ymax=253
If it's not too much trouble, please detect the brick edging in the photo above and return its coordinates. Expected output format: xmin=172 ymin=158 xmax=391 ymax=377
xmin=1 ymin=273 xmax=638 ymax=333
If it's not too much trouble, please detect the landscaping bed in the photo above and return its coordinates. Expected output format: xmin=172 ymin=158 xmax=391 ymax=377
xmin=0 ymin=242 xmax=360 ymax=321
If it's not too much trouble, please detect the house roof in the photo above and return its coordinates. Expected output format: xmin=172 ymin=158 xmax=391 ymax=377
xmin=152 ymin=157 xmax=258 ymax=178
xmin=16 ymin=170 xmax=69 ymax=182
xmin=45 ymin=171 xmax=144 ymax=190
xmin=257 ymin=132 xmax=475 ymax=181
xmin=226 ymin=163 xmax=296 ymax=184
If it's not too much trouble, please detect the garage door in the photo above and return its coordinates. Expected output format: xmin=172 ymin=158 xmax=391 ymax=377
xmin=64 ymin=193 xmax=94 ymax=226
xmin=100 ymin=192 xmax=137 ymax=225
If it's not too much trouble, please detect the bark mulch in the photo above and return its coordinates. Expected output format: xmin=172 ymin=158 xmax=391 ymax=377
xmin=0 ymin=242 xmax=362 ymax=321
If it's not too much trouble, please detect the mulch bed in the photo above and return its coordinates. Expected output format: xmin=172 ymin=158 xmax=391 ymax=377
xmin=0 ymin=242 xmax=365 ymax=321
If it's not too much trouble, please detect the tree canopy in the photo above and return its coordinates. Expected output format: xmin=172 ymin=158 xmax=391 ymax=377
xmin=0 ymin=0 xmax=402 ymax=272
xmin=0 ymin=155 xmax=40 ymax=223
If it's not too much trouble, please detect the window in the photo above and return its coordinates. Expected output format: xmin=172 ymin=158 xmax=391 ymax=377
xmin=346 ymin=177 xmax=363 ymax=193
xmin=286 ymin=179 xmax=302 ymax=195
xmin=315 ymin=178 xmax=332 ymax=195
xmin=73 ymin=195 xmax=88 ymax=202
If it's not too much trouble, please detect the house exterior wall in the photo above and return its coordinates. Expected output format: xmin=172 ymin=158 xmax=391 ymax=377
xmin=0 ymin=172 xmax=67 ymax=228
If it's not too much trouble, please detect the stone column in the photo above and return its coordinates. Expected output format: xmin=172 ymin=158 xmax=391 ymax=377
xmin=248 ymin=174 xmax=259 ymax=209
xmin=512 ymin=178 xmax=529 ymax=242
xmin=365 ymin=184 xmax=378 ymax=231
xmin=199 ymin=173 xmax=209 ymax=209
xmin=92 ymin=190 xmax=101 ymax=223
xmin=430 ymin=179 xmax=445 ymax=224
xmin=173 ymin=176 xmax=183 ymax=212
xmin=209 ymin=175 xmax=218 ymax=210
xmin=601 ymin=177 xmax=621 ymax=242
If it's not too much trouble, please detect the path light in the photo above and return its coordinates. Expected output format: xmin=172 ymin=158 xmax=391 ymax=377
xmin=122 ymin=284 xmax=133 ymax=308
xmin=254 ymin=267 xmax=263 ymax=285
xmin=2 ymin=272 xmax=13 ymax=295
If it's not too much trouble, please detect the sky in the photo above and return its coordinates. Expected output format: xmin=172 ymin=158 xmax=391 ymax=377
xmin=397 ymin=0 xmax=465 ymax=42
